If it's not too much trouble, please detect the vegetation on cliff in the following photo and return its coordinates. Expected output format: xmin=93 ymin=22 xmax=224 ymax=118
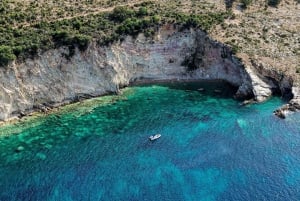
xmin=0 ymin=46 xmax=16 ymax=66
xmin=0 ymin=0 xmax=298 ymax=85
xmin=0 ymin=0 xmax=232 ymax=66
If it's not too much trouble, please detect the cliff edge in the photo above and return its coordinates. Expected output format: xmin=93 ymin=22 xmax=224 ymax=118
xmin=0 ymin=0 xmax=299 ymax=121
xmin=0 ymin=25 xmax=296 ymax=121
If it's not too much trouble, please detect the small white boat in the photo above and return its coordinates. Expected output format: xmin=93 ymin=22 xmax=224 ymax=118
xmin=149 ymin=134 xmax=161 ymax=141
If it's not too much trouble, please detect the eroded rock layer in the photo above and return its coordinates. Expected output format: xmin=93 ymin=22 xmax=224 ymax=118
xmin=0 ymin=26 xmax=296 ymax=121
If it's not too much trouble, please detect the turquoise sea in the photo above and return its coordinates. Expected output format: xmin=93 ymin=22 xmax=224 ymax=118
xmin=0 ymin=81 xmax=300 ymax=201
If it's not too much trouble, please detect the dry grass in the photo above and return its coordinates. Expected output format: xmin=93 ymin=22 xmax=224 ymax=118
xmin=209 ymin=0 xmax=300 ymax=84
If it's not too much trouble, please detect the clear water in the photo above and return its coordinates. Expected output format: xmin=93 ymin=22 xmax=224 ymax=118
xmin=0 ymin=82 xmax=300 ymax=201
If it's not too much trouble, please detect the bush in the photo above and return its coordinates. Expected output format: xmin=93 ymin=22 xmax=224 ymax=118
xmin=240 ymin=0 xmax=252 ymax=8
xmin=225 ymin=0 xmax=235 ymax=9
xmin=183 ymin=17 xmax=200 ymax=28
xmin=109 ymin=6 xmax=134 ymax=22
xmin=0 ymin=5 xmax=5 ymax=13
xmin=26 ymin=43 xmax=39 ymax=56
xmin=137 ymin=7 xmax=148 ymax=16
xmin=72 ymin=20 xmax=82 ymax=30
xmin=152 ymin=15 xmax=161 ymax=24
xmin=73 ymin=34 xmax=91 ymax=51
xmin=144 ymin=29 xmax=155 ymax=37
xmin=0 ymin=46 xmax=16 ymax=66
xmin=231 ymin=44 xmax=239 ymax=54
xmin=267 ymin=0 xmax=281 ymax=7
xmin=52 ymin=30 xmax=91 ymax=58
xmin=52 ymin=30 xmax=73 ymax=46
xmin=117 ymin=18 xmax=143 ymax=35
xmin=0 ymin=2 xmax=228 ymax=61
xmin=12 ymin=46 xmax=24 ymax=57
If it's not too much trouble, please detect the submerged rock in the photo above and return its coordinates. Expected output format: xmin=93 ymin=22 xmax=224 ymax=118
xmin=237 ymin=119 xmax=247 ymax=129
xmin=274 ymin=108 xmax=287 ymax=119
xmin=274 ymin=99 xmax=300 ymax=119
xmin=15 ymin=146 xmax=25 ymax=153
xmin=240 ymin=99 xmax=254 ymax=106
xmin=36 ymin=153 xmax=47 ymax=160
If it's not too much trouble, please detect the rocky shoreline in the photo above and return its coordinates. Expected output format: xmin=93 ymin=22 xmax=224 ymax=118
xmin=274 ymin=101 xmax=300 ymax=119
xmin=0 ymin=26 xmax=298 ymax=122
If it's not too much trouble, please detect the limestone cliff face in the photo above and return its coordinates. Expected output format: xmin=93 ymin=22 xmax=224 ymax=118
xmin=0 ymin=26 xmax=294 ymax=121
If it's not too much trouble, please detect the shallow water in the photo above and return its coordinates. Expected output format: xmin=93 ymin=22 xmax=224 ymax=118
xmin=0 ymin=82 xmax=300 ymax=201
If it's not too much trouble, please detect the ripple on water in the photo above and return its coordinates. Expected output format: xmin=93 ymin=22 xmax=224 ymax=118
xmin=0 ymin=81 xmax=300 ymax=201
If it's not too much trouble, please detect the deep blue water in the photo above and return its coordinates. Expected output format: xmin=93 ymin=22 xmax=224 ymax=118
xmin=0 ymin=81 xmax=300 ymax=201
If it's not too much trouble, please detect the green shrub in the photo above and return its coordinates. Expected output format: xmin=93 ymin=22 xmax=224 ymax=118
xmin=26 ymin=43 xmax=39 ymax=56
xmin=52 ymin=31 xmax=91 ymax=56
xmin=12 ymin=46 xmax=24 ymax=57
xmin=240 ymin=0 xmax=252 ymax=8
xmin=0 ymin=2 xmax=228 ymax=61
xmin=109 ymin=6 xmax=134 ymax=22
xmin=152 ymin=15 xmax=161 ymax=24
xmin=0 ymin=5 xmax=5 ymax=13
xmin=0 ymin=46 xmax=16 ymax=66
xmin=52 ymin=30 xmax=73 ymax=46
xmin=267 ymin=0 xmax=281 ymax=7
xmin=225 ymin=0 xmax=235 ymax=9
xmin=137 ymin=7 xmax=148 ymax=16
xmin=183 ymin=17 xmax=199 ymax=28
xmin=231 ymin=44 xmax=239 ymax=54
xmin=117 ymin=18 xmax=143 ymax=35
xmin=175 ymin=12 xmax=227 ymax=30
xmin=144 ymin=29 xmax=155 ymax=37
xmin=72 ymin=20 xmax=82 ymax=30
xmin=73 ymin=34 xmax=91 ymax=51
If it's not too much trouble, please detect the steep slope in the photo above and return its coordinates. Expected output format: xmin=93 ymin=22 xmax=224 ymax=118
xmin=0 ymin=26 xmax=252 ymax=121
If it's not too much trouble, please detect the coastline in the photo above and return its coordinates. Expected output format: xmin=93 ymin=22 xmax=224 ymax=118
xmin=0 ymin=79 xmax=239 ymax=127
xmin=0 ymin=26 xmax=297 ymax=122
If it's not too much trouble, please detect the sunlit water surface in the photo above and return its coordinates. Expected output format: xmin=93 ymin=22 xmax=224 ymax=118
xmin=0 ymin=82 xmax=300 ymax=201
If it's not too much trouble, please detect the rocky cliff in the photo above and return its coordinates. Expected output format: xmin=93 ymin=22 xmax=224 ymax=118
xmin=0 ymin=26 xmax=296 ymax=121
